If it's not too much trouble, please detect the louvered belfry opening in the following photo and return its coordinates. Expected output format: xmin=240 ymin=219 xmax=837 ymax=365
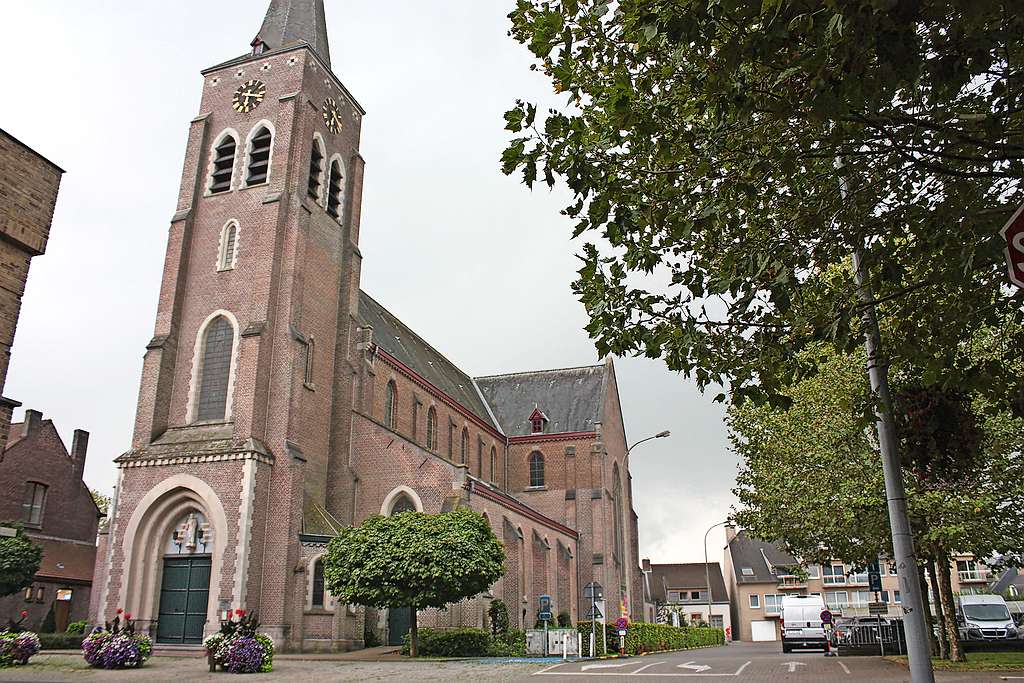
xmin=307 ymin=141 xmax=324 ymax=200
xmin=210 ymin=137 xmax=237 ymax=194
xmin=326 ymin=160 xmax=343 ymax=218
xmin=246 ymin=127 xmax=273 ymax=185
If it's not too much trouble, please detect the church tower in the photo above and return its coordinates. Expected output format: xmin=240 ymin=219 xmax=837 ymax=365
xmin=94 ymin=0 xmax=366 ymax=649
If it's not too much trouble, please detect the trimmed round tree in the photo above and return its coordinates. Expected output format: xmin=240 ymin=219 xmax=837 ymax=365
xmin=322 ymin=507 xmax=504 ymax=657
xmin=0 ymin=525 xmax=42 ymax=599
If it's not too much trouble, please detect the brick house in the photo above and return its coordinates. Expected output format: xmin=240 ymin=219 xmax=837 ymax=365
xmin=0 ymin=130 xmax=63 ymax=446
xmin=0 ymin=410 xmax=100 ymax=632
xmin=723 ymin=526 xmax=997 ymax=642
xmin=92 ymin=0 xmax=644 ymax=652
xmin=643 ymin=560 xmax=732 ymax=634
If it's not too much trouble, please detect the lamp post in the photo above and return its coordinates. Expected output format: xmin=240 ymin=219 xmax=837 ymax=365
xmin=704 ymin=520 xmax=729 ymax=632
xmin=627 ymin=430 xmax=670 ymax=454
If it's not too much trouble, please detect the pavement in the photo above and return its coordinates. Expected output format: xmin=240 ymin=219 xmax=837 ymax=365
xmin=3 ymin=642 xmax=1022 ymax=681
xmin=526 ymin=642 xmax=1024 ymax=682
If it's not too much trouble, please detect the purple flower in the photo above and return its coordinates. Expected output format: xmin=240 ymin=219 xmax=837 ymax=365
xmin=225 ymin=636 xmax=265 ymax=674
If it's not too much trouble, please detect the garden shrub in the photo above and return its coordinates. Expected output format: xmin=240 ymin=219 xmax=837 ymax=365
xmin=487 ymin=599 xmax=510 ymax=636
xmin=38 ymin=633 xmax=85 ymax=649
xmin=557 ymin=611 xmax=572 ymax=627
xmin=576 ymin=621 xmax=724 ymax=656
xmin=204 ymin=610 xmax=274 ymax=673
xmin=485 ymin=629 xmax=526 ymax=656
xmin=65 ymin=620 xmax=88 ymax=635
xmin=400 ymin=627 xmax=492 ymax=657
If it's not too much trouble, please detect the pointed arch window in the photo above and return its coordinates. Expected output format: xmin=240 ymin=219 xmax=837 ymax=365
xmin=529 ymin=451 xmax=545 ymax=488
xmin=384 ymin=380 xmax=397 ymax=430
xmin=489 ymin=447 xmax=497 ymax=483
xmin=312 ymin=558 xmax=326 ymax=608
xmin=477 ymin=438 xmax=484 ymax=476
xmin=303 ymin=337 xmax=315 ymax=386
xmin=196 ymin=316 xmax=234 ymax=422
xmin=426 ymin=407 xmax=438 ymax=451
xmin=218 ymin=221 xmax=238 ymax=271
xmin=612 ymin=464 xmax=624 ymax=567
xmin=460 ymin=428 xmax=469 ymax=465
xmin=245 ymin=125 xmax=273 ymax=185
xmin=390 ymin=493 xmax=417 ymax=515
xmin=326 ymin=160 xmax=343 ymax=219
xmin=209 ymin=135 xmax=237 ymax=194
xmin=307 ymin=137 xmax=325 ymax=201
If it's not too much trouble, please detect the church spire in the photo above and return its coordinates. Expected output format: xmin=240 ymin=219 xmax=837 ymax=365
xmin=253 ymin=0 xmax=331 ymax=68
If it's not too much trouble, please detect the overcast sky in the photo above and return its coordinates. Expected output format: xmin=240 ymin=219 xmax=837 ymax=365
xmin=0 ymin=1 xmax=739 ymax=566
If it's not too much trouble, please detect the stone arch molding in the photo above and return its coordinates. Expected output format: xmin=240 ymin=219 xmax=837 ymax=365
xmin=117 ymin=475 xmax=230 ymax=638
xmin=380 ymin=485 xmax=424 ymax=515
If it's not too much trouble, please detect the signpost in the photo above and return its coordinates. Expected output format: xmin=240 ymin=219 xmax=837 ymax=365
xmin=821 ymin=610 xmax=835 ymax=657
xmin=615 ymin=617 xmax=629 ymax=655
xmin=538 ymin=595 xmax=553 ymax=656
xmin=868 ymin=561 xmax=883 ymax=592
xmin=1000 ymin=203 xmax=1024 ymax=288
xmin=584 ymin=583 xmax=603 ymax=658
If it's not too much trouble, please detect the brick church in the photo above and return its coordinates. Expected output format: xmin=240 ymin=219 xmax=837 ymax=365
xmin=91 ymin=0 xmax=644 ymax=651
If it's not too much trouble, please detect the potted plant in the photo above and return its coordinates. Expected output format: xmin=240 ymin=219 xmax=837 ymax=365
xmin=82 ymin=609 xmax=152 ymax=669
xmin=0 ymin=611 xmax=40 ymax=667
xmin=204 ymin=610 xmax=274 ymax=674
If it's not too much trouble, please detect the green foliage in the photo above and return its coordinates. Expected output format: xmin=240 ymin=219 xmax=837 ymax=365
xmin=577 ymin=621 xmax=723 ymax=656
xmin=37 ymin=633 xmax=84 ymax=649
xmin=557 ymin=611 xmax=571 ymax=627
xmin=488 ymin=599 xmax=510 ymax=637
xmin=399 ymin=628 xmax=492 ymax=657
xmin=503 ymin=0 xmax=1024 ymax=410
xmin=323 ymin=507 xmax=505 ymax=657
xmin=90 ymin=490 xmax=111 ymax=517
xmin=486 ymin=629 xmax=526 ymax=657
xmin=363 ymin=622 xmax=381 ymax=648
xmin=0 ymin=525 xmax=42 ymax=598
xmin=65 ymin=620 xmax=88 ymax=635
xmin=895 ymin=385 xmax=983 ymax=485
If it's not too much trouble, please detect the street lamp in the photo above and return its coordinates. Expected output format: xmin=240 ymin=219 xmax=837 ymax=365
xmin=704 ymin=520 xmax=729 ymax=633
xmin=627 ymin=430 xmax=670 ymax=454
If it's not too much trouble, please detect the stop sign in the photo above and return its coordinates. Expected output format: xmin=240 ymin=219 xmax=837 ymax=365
xmin=1001 ymin=203 xmax=1024 ymax=288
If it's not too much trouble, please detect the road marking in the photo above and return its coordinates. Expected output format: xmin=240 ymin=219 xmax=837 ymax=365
xmin=534 ymin=663 xmax=566 ymax=675
xmin=534 ymin=660 xmax=752 ymax=677
xmin=782 ymin=661 xmax=807 ymax=673
xmin=837 ymin=660 xmax=850 ymax=675
xmin=678 ymin=661 xmax=711 ymax=672
xmin=582 ymin=662 xmax=634 ymax=671
xmin=632 ymin=661 xmax=666 ymax=674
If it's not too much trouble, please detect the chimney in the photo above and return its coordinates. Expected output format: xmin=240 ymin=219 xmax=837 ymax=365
xmin=22 ymin=409 xmax=43 ymax=438
xmin=725 ymin=524 xmax=738 ymax=544
xmin=642 ymin=558 xmax=652 ymax=573
xmin=71 ymin=429 xmax=89 ymax=481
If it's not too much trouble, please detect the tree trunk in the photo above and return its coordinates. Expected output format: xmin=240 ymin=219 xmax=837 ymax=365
xmin=409 ymin=606 xmax=418 ymax=658
xmin=936 ymin=551 xmax=965 ymax=662
xmin=927 ymin=559 xmax=949 ymax=659
xmin=917 ymin=563 xmax=939 ymax=657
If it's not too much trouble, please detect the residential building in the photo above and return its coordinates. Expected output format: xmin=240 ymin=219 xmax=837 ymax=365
xmin=643 ymin=560 xmax=732 ymax=634
xmin=0 ymin=129 xmax=63 ymax=446
xmin=91 ymin=0 xmax=645 ymax=652
xmin=723 ymin=526 xmax=995 ymax=642
xmin=0 ymin=410 xmax=101 ymax=631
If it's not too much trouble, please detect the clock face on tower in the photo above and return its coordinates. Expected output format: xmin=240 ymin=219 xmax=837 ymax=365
xmin=322 ymin=97 xmax=343 ymax=134
xmin=232 ymin=79 xmax=267 ymax=113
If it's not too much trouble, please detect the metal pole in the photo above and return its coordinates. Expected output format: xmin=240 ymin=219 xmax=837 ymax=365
xmin=591 ymin=589 xmax=596 ymax=658
xmin=836 ymin=163 xmax=934 ymax=683
xmin=850 ymin=246 xmax=935 ymax=683
xmin=704 ymin=521 xmax=727 ymax=631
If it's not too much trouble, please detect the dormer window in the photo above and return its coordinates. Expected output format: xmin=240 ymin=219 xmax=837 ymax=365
xmin=528 ymin=407 xmax=548 ymax=434
xmin=250 ymin=36 xmax=267 ymax=56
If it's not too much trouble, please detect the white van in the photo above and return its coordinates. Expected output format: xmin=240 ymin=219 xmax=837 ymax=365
xmin=781 ymin=595 xmax=828 ymax=653
xmin=957 ymin=595 xmax=1019 ymax=641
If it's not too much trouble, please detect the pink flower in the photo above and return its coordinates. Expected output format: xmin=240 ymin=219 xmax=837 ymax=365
xmin=116 ymin=608 xmax=123 ymax=615
xmin=125 ymin=612 xmax=132 ymax=620
xmin=20 ymin=610 xmax=27 ymax=618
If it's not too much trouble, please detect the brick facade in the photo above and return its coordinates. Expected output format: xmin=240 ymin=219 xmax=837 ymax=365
xmin=92 ymin=1 xmax=643 ymax=652
xmin=0 ymin=130 xmax=62 ymax=446
xmin=0 ymin=410 xmax=100 ymax=631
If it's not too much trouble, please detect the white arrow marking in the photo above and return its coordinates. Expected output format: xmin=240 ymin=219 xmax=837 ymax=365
xmin=581 ymin=662 xmax=633 ymax=671
xmin=783 ymin=661 xmax=807 ymax=673
xmin=678 ymin=661 xmax=712 ymax=672
xmin=631 ymin=661 xmax=665 ymax=674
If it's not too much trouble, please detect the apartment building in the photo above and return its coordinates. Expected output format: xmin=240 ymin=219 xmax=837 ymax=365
xmin=642 ymin=560 xmax=732 ymax=634
xmin=722 ymin=526 xmax=994 ymax=642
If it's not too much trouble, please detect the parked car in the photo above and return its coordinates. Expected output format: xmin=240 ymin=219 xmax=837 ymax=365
xmin=781 ymin=595 xmax=828 ymax=653
xmin=956 ymin=595 xmax=1019 ymax=642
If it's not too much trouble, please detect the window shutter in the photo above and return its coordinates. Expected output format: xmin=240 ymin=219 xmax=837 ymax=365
xmin=210 ymin=137 xmax=236 ymax=194
xmin=246 ymin=127 xmax=273 ymax=185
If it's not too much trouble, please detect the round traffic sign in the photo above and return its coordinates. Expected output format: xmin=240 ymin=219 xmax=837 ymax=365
xmin=820 ymin=609 xmax=833 ymax=624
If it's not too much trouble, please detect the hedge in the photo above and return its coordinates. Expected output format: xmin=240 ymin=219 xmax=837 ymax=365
xmin=37 ymin=633 xmax=85 ymax=650
xmin=577 ymin=621 xmax=724 ymax=656
xmin=401 ymin=628 xmax=492 ymax=657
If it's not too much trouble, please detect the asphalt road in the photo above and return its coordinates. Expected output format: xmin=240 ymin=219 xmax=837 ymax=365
xmin=526 ymin=642 xmax=1022 ymax=682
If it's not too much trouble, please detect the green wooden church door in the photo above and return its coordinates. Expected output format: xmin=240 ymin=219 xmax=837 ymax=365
xmin=156 ymin=556 xmax=211 ymax=644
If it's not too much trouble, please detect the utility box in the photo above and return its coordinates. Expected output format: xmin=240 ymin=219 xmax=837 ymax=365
xmin=525 ymin=630 xmax=546 ymax=655
xmin=548 ymin=629 xmax=580 ymax=656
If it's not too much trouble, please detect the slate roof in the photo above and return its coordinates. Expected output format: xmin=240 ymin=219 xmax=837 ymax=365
xmin=255 ymin=0 xmax=331 ymax=67
xmin=727 ymin=530 xmax=799 ymax=584
xmin=992 ymin=568 xmax=1024 ymax=595
xmin=649 ymin=563 xmax=729 ymax=603
xmin=475 ymin=365 xmax=606 ymax=436
xmin=358 ymin=291 xmax=499 ymax=432
xmin=31 ymin=537 xmax=96 ymax=584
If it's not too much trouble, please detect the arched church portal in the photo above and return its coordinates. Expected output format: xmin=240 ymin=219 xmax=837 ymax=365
xmin=156 ymin=511 xmax=214 ymax=644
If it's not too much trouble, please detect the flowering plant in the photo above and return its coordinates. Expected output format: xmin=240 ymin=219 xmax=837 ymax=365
xmin=204 ymin=610 xmax=274 ymax=673
xmin=82 ymin=610 xmax=151 ymax=669
xmin=0 ymin=629 xmax=40 ymax=666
